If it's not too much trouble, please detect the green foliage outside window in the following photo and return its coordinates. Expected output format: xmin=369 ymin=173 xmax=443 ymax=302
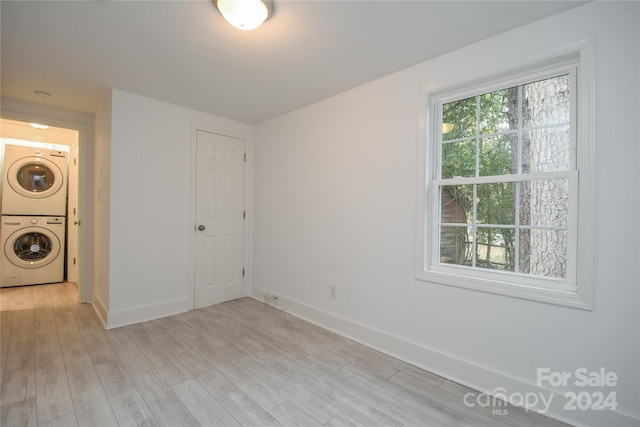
xmin=439 ymin=75 xmax=570 ymax=278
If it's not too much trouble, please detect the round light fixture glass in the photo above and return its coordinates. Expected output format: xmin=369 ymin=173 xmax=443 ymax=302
xmin=215 ymin=0 xmax=273 ymax=31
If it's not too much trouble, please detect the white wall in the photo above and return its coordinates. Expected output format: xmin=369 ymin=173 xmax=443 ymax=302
xmin=102 ymin=89 xmax=253 ymax=327
xmin=93 ymin=93 xmax=112 ymax=321
xmin=253 ymin=3 xmax=639 ymax=426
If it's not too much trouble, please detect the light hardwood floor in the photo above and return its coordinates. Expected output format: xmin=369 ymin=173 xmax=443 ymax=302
xmin=1 ymin=282 xmax=567 ymax=427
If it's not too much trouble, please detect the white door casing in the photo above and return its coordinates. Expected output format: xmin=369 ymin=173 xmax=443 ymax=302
xmin=67 ymin=142 xmax=79 ymax=283
xmin=194 ymin=130 xmax=245 ymax=308
xmin=0 ymin=110 xmax=91 ymax=304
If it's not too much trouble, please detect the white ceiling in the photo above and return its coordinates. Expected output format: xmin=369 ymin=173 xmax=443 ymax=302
xmin=1 ymin=0 xmax=585 ymax=124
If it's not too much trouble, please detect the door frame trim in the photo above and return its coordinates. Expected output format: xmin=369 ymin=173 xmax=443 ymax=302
xmin=189 ymin=123 xmax=254 ymax=309
xmin=1 ymin=98 xmax=93 ymax=303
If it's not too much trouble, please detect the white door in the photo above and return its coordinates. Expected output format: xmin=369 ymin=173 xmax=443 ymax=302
xmin=194 ymin=130 xmax=245 ymax=308
xmin=67 ymin=142 xmax=79 ymax=284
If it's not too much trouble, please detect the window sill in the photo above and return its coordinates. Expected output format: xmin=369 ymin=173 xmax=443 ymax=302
xmin=416 ymin=268 xmax=592 ymax=310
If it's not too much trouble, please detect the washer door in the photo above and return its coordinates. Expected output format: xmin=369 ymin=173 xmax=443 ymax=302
xmin=4 ymin=226 xmax=61 ymax=268
xmin=7 ymin=157 xmax=64 ymax=199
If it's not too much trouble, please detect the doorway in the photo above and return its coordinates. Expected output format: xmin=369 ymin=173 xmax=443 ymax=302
xmin=193 ymin=129 xmax=246 ymax=308
xmin=0 ymin=118 xmax=80 ymax=293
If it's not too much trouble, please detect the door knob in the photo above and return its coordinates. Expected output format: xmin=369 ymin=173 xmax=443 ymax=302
xmin=197 ymin=224 xmax=206 ymax=231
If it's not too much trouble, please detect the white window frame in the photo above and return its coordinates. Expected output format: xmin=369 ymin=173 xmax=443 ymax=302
xmin=415 ymin=45 xmax=595 ymax=310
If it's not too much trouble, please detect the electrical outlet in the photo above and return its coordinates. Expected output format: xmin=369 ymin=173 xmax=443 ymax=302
xmin=329 ymin=285 xmax=336 ymax=299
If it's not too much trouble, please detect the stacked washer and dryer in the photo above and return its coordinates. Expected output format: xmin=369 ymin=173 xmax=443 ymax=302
xmin=1 ymin=144 xmax=68 ymax=287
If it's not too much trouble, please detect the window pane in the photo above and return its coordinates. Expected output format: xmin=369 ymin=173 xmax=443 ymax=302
xmin=519 ymin=229 xmax=567 ymax=278
xmin=476 ymin=183 xmax=514 ymax=225
xmin=476 ymin=227 xmax=515 ymax=271
xmin=430 ymin=65 xmax=577 ymax=292
xmin=442 ymin=97 xmax=476 ymax=141
xmin=518 ymin=179 xmax=568 ymax=228
xmin=479 ymin=87 xmax=518 ymax=135
xmin=522 ymin=126 xmax=570 ymax=173
xmin=440 ymin=185 xmax=472 ymax=224
xmin=523 ymin=74 xmax=570 ymax=128
xmin=440 ymin=225 xmax=471 ymax=266
xmin=479 ymin=134 xmax=517 ymax=176
xmin=442 ymin=140 xmax=476 ymax=178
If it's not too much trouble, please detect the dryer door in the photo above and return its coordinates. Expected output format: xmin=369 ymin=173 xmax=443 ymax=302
xmin=4 ymin=227 xmax=61 ymax=268
xmin=7 ymin=157 xmax=64 ymax=199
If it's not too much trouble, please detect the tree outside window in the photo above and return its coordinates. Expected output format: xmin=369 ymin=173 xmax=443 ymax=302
xmin=437 ymin=73 xmax=572 ymax=281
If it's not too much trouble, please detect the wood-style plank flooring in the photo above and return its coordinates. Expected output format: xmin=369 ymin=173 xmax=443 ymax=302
xmin=0 ymin=282 xmax=567 ymax=426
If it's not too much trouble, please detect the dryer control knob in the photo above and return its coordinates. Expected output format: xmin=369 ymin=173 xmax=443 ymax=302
xmin=30 ymin=218 xmax=39 ymax=224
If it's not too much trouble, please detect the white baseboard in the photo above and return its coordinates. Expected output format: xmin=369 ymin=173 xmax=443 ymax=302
xmin=90 ymin=296 xmax=108 ymax=329
xmin=250 ymin=286 xmax=638 ymax=427
xmin=103 ymin=297 xmax=191 ymax=329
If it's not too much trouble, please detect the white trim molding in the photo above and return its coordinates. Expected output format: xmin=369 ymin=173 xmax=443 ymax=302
xmin=90 ymin=296 xmax=108 ymax=329
xmin=102 ymin=297 xmax=191 ymax=329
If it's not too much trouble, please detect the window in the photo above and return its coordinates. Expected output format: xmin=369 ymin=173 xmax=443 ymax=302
xmin=417 ymin=51 xmax=594 ymax=309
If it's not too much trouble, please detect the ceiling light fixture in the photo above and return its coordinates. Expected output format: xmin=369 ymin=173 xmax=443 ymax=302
xmin=215 ymin=0 xmax=273 ymax=31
